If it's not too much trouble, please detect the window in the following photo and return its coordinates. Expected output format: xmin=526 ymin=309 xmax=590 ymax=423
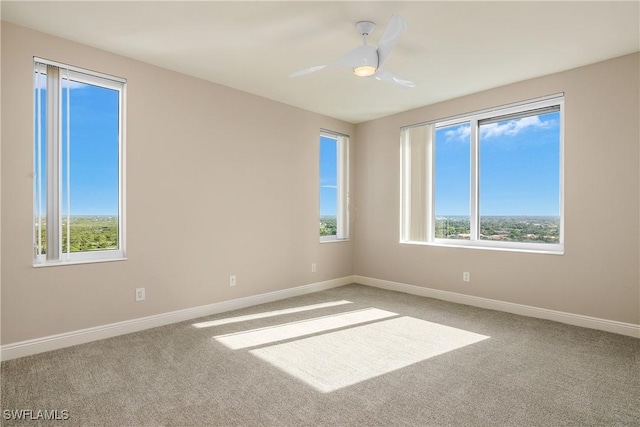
xmin=319 ymin=131 xmax=349 ymax=242
xmin=401 ymin=94 xmax=563 ymax=253
xmin=33 ymin=58 xmax=126 ymax=265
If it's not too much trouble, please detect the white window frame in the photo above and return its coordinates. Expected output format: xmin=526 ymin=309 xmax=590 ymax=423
xmin=319 ymin=130 xmax=350 ymax=243
xmin=33 ymin=57 xmax=127 ymax=266
xmin=400 ymin=94 xmax=564 ymax=254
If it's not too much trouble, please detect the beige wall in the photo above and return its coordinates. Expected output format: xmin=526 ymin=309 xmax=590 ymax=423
xmin=2 ymin=22 xmax=639 ymax=347
xmin=1 ymin=22 xmax=355 ymax=344
xmin=355 ymin=53 xmax=640 ymax=325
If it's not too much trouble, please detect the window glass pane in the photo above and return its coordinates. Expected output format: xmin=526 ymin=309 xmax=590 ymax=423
xmin=319 ymin=136 xmax=338 ymax=237
xmin=479 ymin=111 xmax=560 ymax=243
xmin=434 ymin=123 xmax=470 ymax=239
xmin=61 ymin=79 xmax=120 ymax=252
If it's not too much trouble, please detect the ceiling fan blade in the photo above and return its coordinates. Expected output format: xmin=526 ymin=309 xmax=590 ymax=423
xmin=373 ymin=69 xmax=416 ymax=88
xmin=376 ymin=14 xmax=407 ymax=68
xmin=290 ymin=65 xmax=328 ymax=78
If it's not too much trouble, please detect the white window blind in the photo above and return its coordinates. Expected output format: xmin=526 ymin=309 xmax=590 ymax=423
xmin=400 ymin=124 xmax=432 ymax=243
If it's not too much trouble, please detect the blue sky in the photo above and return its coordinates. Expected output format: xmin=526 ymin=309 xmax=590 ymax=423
xmin=37 ymin=80 xmax=120 ymax=216
xmin=435 ymin=111 xmax=560 ymax=217
xmin=319 ymin=136 xmax=338 ymax=217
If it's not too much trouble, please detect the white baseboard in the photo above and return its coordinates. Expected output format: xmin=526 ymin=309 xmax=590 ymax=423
xmin=354 ymin=275 xmax=640 ymax=338
xmin=0 ymin=276 xmax=355 ymax=361
xmin=3 ymin=274 xmax=636 ymax=361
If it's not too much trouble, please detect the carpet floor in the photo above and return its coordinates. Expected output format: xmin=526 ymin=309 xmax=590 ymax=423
xmin=1 ymin=284 xmax=639 ymax=426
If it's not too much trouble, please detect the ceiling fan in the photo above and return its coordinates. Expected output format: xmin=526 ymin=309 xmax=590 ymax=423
xmin=291 ymin=14 xmax=415 ymax=88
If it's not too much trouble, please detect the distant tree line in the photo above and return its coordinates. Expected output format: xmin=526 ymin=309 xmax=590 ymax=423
xmin=36 ymin=216 xmax=118 ymax=254
xmin=37 ymin=215 xmax=557 ymax=252
xmin=435 ymin=216 xmax=560 ymax=243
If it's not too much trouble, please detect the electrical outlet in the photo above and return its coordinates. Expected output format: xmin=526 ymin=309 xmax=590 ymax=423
xmin=311 ymin=263 xmax=317 ymax=273
xmin=229 ymin=275 xmax=236 ymax=287
xmin=463 ymin=272 xmax=470 ymax=282
xmin=135 ymin=287 xmax=145 ymax=302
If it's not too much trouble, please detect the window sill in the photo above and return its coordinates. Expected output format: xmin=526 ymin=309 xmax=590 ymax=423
xmin=319 ymin=237 xmax=350 ymax=244
xmin=400 ymin=240 xmax=564 ymax=255
xmin=33 ymin=257 xmax=127 ymax=268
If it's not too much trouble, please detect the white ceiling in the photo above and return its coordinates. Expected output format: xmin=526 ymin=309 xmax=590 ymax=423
xmin=2 ymin=1 xmax=639 ymax=124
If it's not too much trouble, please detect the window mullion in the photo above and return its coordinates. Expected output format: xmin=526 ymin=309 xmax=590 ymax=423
xmin=469 ymin=119 xmax=479 ymax=241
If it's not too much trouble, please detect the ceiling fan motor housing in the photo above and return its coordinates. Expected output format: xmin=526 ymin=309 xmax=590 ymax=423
xmin=353 ymin=44 xmax=379 ymax=68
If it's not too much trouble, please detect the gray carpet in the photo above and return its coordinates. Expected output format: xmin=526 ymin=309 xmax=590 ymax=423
xmin=2 ymin=284 xmax=639 ymax=426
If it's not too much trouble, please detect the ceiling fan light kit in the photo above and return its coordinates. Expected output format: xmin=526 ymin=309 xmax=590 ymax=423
xmin=291 ymin=14 xmax=415 ymax=88
xmin=351 ymin=40 xmax=379 ymax=76
xmin=354 ymin=65 xmax=376 ymax=77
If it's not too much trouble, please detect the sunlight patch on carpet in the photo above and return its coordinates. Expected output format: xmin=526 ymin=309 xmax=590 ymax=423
xmin=192 ymin=300 xmax=353 ymax=328
xmin=214 ymin=308 xmax=398 ymax=350
xmin=250 ymin=316 xmax=490 ymax=393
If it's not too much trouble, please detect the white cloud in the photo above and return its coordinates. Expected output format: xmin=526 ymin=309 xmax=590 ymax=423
xmin=442 ymin=116 xmax=556 ymax=143
xmin=321 ymin=185 xmax=337 ymax=189
xmin=480 ymin=116 xmax=555 ymax=139
xmin=444 ymin=125 xmax=470 ymax=142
